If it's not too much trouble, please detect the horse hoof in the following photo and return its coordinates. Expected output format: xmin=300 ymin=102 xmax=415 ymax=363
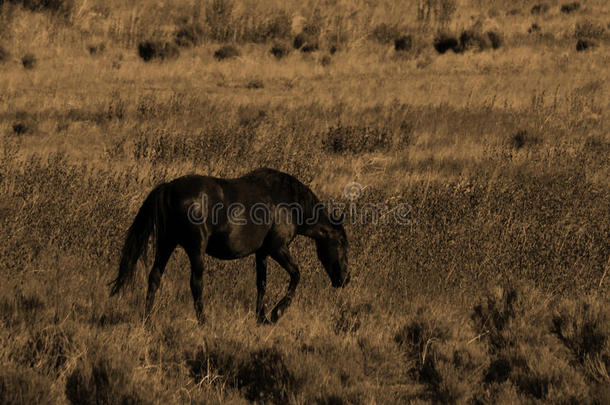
xmin=270 ymin=309 xmax=282 ymax=323
xmin=257 ymin=317 xmax=271 ymax=325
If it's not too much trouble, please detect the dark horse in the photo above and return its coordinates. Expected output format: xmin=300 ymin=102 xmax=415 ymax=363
xmin=109 ymin=168 xmax=350 ymax=324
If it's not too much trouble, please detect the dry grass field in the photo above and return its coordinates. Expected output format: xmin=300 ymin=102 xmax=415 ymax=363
xmin=1 ymin=0 xmax=609 ymax=403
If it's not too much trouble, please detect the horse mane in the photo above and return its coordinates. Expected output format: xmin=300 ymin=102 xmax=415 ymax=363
xmin=244 ymin=168 xmax=325 ymax=222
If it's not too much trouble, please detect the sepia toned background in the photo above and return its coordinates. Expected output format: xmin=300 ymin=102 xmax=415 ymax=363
xmin=1 ymin=0 xmax=608 ymax=403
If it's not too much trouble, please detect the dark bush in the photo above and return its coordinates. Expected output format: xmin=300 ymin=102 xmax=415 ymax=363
xmin=213 ymin=45 xmax=240 ymax=60
xmin=237 ymin=348 xmax=299 ymax=403
xmin=459 ymin=29 xmax=490 ymax=52
xmin=137 ymin=41 xmax=179 ymax=62
xmin=263 ymin=11 xmax=292 ymax=40
xmin=293 ymin=32 xmax=307 ymax=49
xmin=12 ymin=0 xmax=74 ymax=18
xmin=576 ymin=38 xmax=596 ymax=51
xmin=433 ymin=32 xmax=459 ymax=54
xmin=87 ymin=42 xmax=105 ymax=55
xmin=21 ymin=53 xmax=36 ymax=69
xmin=0 ymin=45 xmax=8 ymax=63
xmin=329 ymin=45 xmax=338 ymax=55
xmin=510 ymin=130 xmax=539 ymax=149
xmin=486 ymin=30 xmax=503 ymax=49
xmin=65 ymin=354 xmax=144 ymax=405
xmin=302 ymin=21 xmax=321 ymax=37
xmin=320 ymin=54 xmax=331 ymax=66
xmin=270 ymin=42 xmax=290 ymax=59
xmin=530 ymin=3 xmax=549 ymax=15
xmin=174 ymin=23 xmax=204 ymax=47
xmin=528 ymin=23 xmax=542 ymax=34
xmin=371 ymin=23 xmax=401 ymax=44
xmin=12 ymin=123 xmax=29 ymax=134
xmin=0 ymin=368 xmax=53 ymax=405
xmin=574 ymin=20 xmax=606 ymax=40
xmin=188 ymin=343 xmax=299 ymax=403
xmin=19 ymin=327 xmax=73 ymax=374
xmin=551 ymin=299 xmax=608 ymax=363
xmin=394 ymin=35 xmax=412 ymax=52
xmin=245 ymin=79 xmax=264 ymax=89
xmin=561 ymin=2 xmax=581 ymax=14
xmin=293 ymin=32 xmax=318 ymax=52
xmin=301 ymin=43 xmax=319 ymax=53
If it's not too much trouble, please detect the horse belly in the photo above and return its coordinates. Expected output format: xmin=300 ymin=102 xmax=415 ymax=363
xmin=205 ymin=225 xmax=267 ymax=260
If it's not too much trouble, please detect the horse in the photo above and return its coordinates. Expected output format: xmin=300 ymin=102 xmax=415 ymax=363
xmin=109 ymin=168 xmax=350 ymax=324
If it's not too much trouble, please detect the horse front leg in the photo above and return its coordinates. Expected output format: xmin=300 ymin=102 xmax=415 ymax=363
xmin=269 ymin=246 xmax=300 ymax=323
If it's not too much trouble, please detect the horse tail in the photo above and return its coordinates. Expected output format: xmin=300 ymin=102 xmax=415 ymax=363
xmin=109 ymin=183 xmax=169 ymax=296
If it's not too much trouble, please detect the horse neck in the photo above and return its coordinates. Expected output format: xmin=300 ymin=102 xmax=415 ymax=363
xmin=298 ymin=217 xmax=330 ymax=241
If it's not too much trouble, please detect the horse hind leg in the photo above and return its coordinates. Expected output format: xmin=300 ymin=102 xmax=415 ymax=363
xmin=255 ymin=251 xmax=270 ymax=324
xmin=185 ymin=241 xmax=207 ymax=324
xmin=145 ymin=239 xmax=176 ymax=322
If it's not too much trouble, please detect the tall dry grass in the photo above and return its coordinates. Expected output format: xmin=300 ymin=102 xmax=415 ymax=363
xmin=0 ymin=0 xmax=609 ymax=403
